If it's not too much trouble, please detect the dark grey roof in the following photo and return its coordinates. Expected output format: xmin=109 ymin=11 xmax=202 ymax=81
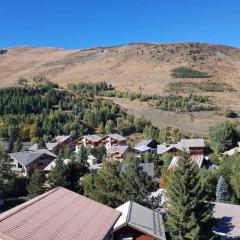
xmin=9 ymin=149 xmax=57 ymax=166
xmin=114 ymin=201 xmax=166 ymax=240
xmin=212 ymin=202 xmax=240 ymax=238
xmin=121 ymin=163 xmax=154 ymax=177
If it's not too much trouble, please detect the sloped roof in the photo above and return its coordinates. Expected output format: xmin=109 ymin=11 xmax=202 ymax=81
xmin=114 ymin=201 xmax=166 ymax=240
xmin=81 ymin=134 xmax=103 ymax=142
xmin=0 ymin=187 xmax=121 ymax=240
xmin=178 ymin=138 xmax=204 ymax=149
xmin=135 ymin=139 xmax=154 ymax=148
xmin=107 ymin=145 xmax=129 ymax=155
xmin=134 ymin=145 xmax=151 ymax=152
xmin=168 ymin=154 xmax=206 ymax=171
xmin=106 ymin=134 xmax=127 ymax=141
xmin=9 ymin=149 xmax=57 ymax=166
xmin=44 ymin=159 xmax=71 ymax=171
xmin=121 ymin=163 xmax=155 ymax=177
xmin=157 ymin=139 xmax=204 ymax=155
xmin=50 ymin=135 xmax=71 ymax=143
xmin=157 ymin=144 xmax=183 ymax=155
xmin=212 ymin=202 xmax=240 ymax=238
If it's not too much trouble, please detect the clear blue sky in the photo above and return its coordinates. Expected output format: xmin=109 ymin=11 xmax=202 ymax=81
xmin=1 ymin=0 xmax=239 ymax=49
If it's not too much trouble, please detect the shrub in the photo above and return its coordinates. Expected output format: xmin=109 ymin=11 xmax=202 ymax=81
xmin=224 ymin=108 xmax=238 ymax=118
xmin=168 ymin=81 xmax=233 ymax=93
xmin=0 ymin=49 xmax=7 ymax=55
xmin=171 ymin=66 xmax=209 ymax=78
xmin=156 ymin=94 xmax=217 ymax=112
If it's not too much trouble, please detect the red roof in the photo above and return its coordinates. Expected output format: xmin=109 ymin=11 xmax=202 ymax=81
xmin=0 ymin=187 xmax=121 ymax=240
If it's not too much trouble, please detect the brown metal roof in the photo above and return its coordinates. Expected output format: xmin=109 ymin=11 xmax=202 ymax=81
xmin=0 ymin=187 xmax=121 ymax=240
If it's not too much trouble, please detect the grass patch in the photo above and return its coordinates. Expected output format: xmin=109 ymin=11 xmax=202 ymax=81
xmin=168 ymin=81 xmax=234 ymax=93
xmin=171 ymin=66 xmax=210 ymax=78
xmin=156 ymin=94 xmax=218 ymax=112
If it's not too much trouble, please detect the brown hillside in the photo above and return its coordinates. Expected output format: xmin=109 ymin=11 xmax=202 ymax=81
xmin=1 ymin=42 xmax=240 ymax=134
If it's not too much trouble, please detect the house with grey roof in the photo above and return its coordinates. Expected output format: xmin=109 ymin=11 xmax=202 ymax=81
xmin=212 ymin=202 xmax=240 ymax=239
xmin=75 ymin=134 xmax=103 ymax=151
xmin=103 ymin=134 xmax=127 ymax=150
xmin=168 ymin=154 xmax=209 ymax=171
xmin=0 ymin=187 xmax=121 ymax=240
xmin=121 ymin=163 xmax=155 ymax=177
xmin=133 ymin=139 xmax=158 ymax=153
xmin=157 ymin=138 xmax=205 ymax=155
xmin=114 ymin=201 xmax=166 ymax=240
xmin=107 ymin=145 xmax=129 ymax=161
xmin=8 ymin=149 xmax=57 ymax=176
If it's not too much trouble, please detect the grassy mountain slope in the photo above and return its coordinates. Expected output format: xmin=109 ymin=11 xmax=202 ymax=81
xmin=1 ymin=42 xmax=240 ymax=134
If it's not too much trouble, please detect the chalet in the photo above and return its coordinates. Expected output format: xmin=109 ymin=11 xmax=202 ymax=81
xmin=133 ymin=139 xmax=158 ymax=153
xmin=157 ymin=143 xmax=183 ymax=155
xmin=121 ymin=162 xmax=155 ymax=177
xmin=75 ymin=134 xmax=103 ymax=152
xmin=114 ymin=201 xmax=166 ymax=240
xmin=168 ymin=154 xmax=209 ymax=171
xmin=8 ymin=149 xmax=57 ymax=176
xmin=107 ymin=145 xmax=129 ymax=161
xmin=178 ymin=138 xmax=205 ymax=155
xmin=0 ymin=187 xmax=121 ymax=240
xmin=157 ymin=138 xmax=205 ymax=155
xmin=28 ymin=135 xmax=73 ymax=152
xmin=212 ymin=202 xmax=240 ymax=239
xmin=103 ymin=134 xmax=127 ymax=150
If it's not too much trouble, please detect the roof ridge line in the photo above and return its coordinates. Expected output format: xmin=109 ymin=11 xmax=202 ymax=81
xmin=126 ymin=201 xmax=132 ymax=223
xmin=0 ymin=187 xmax=61 ymax=222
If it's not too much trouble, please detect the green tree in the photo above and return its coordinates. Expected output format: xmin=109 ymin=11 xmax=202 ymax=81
xmin=15 ymin=138 xmax=23 ymax=152
xmin=209 ymin=122 xmax=236 ymax=152
xmin=48 ymin=157 xmax=67 ymax=188
xmin=231 ymin=170 xmax=240 ymax=200
xmin=0 ymin=148 xmax=15 ymax=198
xmin=27 ymin=169 xmax=46 ymax=198
xmin=216 ymin=176 xmax=230 ymax=203
xmin=38 ymin=138 xmax=46 ymax=149
xmin=82 ymin=161 xmax=123 ymax=208
xmin=167 ymin=155 xmax=213 ymax=240
xmin=105 ymin=120 xmax=115 ymax=133
xmin=121 ymin=158 xmax=155 ymax=205
xmin=76 ymin=145 xmax=88 ymax=168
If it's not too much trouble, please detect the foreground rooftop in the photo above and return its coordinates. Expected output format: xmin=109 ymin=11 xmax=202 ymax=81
xmin=0 ymin=187 xmax=120 ymax=240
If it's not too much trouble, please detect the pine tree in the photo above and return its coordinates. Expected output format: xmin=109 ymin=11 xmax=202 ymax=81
xmin=167 ymin=155 xmax=213 ymax=240
xmin=216 ymin=176 xmax=230 ymax=203
xmin=82 ymin=161 xmax=123 ymax=208
xmin=76 ymin=145 xmax=89 ymax=168
xmin=27 ymin=169 xmax=45 ymax=198
xmin=48 ymin=157 xmax=67 ymax=188
xmin=15 ymin=138 xmax=23 ymax=152
xmin=121 ymin=158 xmax=155 ymax=205
xmin=0 ymin=147 xmax=15 ymax=198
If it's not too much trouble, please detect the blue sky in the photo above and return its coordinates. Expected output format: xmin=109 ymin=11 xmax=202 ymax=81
xmin=1 ymin=0 xmax=239 ymax=49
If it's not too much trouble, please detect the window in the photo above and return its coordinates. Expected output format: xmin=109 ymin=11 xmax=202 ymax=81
xmin=18 ymin=162 xmax=22 ymax=168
